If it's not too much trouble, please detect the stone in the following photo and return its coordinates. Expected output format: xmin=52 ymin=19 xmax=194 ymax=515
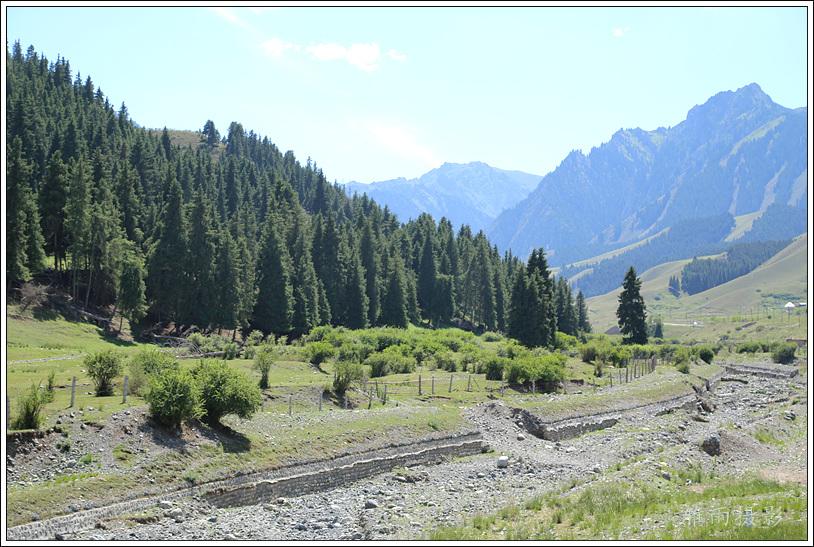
xmin=477 ymin=472 xmax=486 ymax=478
xmin=158 ymin=500 xmax=173 ymax=510
xmin=276 ymin=497 xmax=287 ymax=505
xmin=784 ymin=410 xmax=797 ymax=421
xmin=701 ymin=434 xmax=721 ymax=456
xmin=592 ymin=465 xmax=601 ymax=474
xmin=661 ymin=472 xmax=671 ymax=481
xmin=691 ymin=414 xmax=709 ymax=423
xmin=365 ymin=499 xmax=379 ymax=509
xmin=497 ymin=456 xmax=509 ymax=468
xmin=208 ymin=516 xmax=218 ymax=523
xmin=517 ymin=433 xmax=526 ymax=441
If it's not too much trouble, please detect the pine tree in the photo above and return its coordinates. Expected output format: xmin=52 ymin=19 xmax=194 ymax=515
xmin=617 ymin=267 xmax=648 ymax=344
xmin=213 ymin=227 xmax=241 ymax=334
xmin=290 ymin=213 xmax=320 ymax=336
xmin=40 ymin=151 xmax=69 ymax=270
xmin=147 ymin=178 xmax=188 ymax=324
xmin=117 ymin=248 xmax=147 ymax=331
xmin=185 ymin=191 xmax=218 ymax=327
xmin=576 ymin=290 xmax=591 ymax=333
xmin=7 ymin=137 xmax=46 ymax=283
xmin=342 ymin=243 xmax=369 ymax=329
xmin=378 ymin=248 xmax=409 ymax=328
xmin=253 ymin=218 xmax=293 ymax=335
xmin=417 ymin=231 xmax=437 ymax=322
xmin=64 ymin=156 xmax=93 ymax=300
xmin=359 ymin=220 xmax=379 ymax=326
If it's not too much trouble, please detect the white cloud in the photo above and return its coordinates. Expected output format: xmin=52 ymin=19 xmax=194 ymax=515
xmin=247 ymin=6 xmax=280 ymax=14
xmin=364 ymin=121 xmax=439 ymax=168
xmin=208 ymin=7 xmax=247 ymax=28
xmin=612 ymin=26 xmax=631 ymax=38
xmin=306 ymin=42 xmax=382 ymax=72
xmin=261 ymin=37 xmax=300 ymax=58
xmin=386 ymin=49 xmax=408 ymax=62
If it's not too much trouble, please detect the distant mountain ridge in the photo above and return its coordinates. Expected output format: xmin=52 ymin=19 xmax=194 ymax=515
xmin=488 ymin=83 xmax=808 ymax=265
xmin=344 ymin=161 xmax=541 ymax=232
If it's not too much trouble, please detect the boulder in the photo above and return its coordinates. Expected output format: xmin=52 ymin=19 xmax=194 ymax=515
xmin=365 ymin=499 xmax=379 ymax=509
xmin=497 ymin=456 xmax=509 ymax=468
xmin=701 ymin=434 xmax=721 ymax=456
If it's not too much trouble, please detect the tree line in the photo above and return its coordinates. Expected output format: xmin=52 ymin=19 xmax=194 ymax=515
xmin=6 ymin=43 xmax=589 ymax=344
xmin=679 ymin=239 xmax=790 ymax=295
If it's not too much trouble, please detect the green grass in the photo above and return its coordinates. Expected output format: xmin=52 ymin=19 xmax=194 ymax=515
xmin=587 ymin=234 xmax=807 ymax=342
xmin=430 ymin=470 xmax=807 ymax=541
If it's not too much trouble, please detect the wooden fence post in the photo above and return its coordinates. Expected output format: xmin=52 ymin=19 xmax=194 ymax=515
xmin=289 ymin=394 xmax=293 ymax=416
xmin=319 ymin=392 xmax=322 ymax=411
xmin=418 ymin=375 xmax=422 ymax=396
xmin=449 ymin=374 xmax=453 ymax=393
xmin=383 ymin=384 xmax=388 ymax=405
xmin=70 ymin=376 xmax=77 ymax=408
xmin=431 ymin=376 xmax=435 ymax=395
xmin=532 ymin=379 xmax=536 ymax=394
xmin=467 ymin=374 xmax=472 ymax=392
xmin=122 ymin=375 xmax=129 ymax=404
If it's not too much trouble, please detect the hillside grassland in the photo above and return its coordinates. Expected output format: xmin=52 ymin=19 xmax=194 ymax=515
xmin=587 ymin=234 xmax=808 ymax=342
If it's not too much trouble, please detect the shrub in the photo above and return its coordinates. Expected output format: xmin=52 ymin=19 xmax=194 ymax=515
xmin=497 ymin=340 xmax=528 ymax=360
xmin=333 ymin=361 xmax=367 ymax=395
xmin=484 ymin=356 xmax=508 ymax=381
xmin=772 ymin=343 xmax=797 ymax=364
xmin=411 ymin=339 xmax=445 ymax=365
xmin=594 ymin=360 xmax=604 ymax=378
xmin=223 ymin=342 xmax=239 ymax=360
xmin=305 ymin=341 xmax=335 ymax=366
xmin=579 ymin=343 xmax=599 ymax=363
xmin=128 ymin=349 xmax=179 ymax=396
xmin=432 ymin=351 xmax=459 ymax=372
xmin=505 ymin=354 xmax=566 ymax=385
xmin=84 ymin=350 xmax=124 ymax=396
xmin=11 ymin=383 xmax=51 ymax=430
xmin=365 ymin=350 xmax=416 ymax=378
xmin=246 ymin=330 xmax=265 ymax=346
xmin=481 ymin=331 xmax=503 ymax=342
xmin=698 ymin=346 xmax=715 ymax=365
xmin=554 ymin=332 xmax=578 ymax=350
xmin=193 ymin=360 xmax=263 ymax=425
xmin=46 ymin=370 xmax=56 ymax=393
xmin=736 ymin=341 xmax=761 ymax=354
xmin=145 ymin=369 xmax=202 ymax=429
xmin=242 ymin=345 xmax=257 ymax=360
xmin=254 ymin=345 xmax=277 ymax=388
xmin=676 ymin=361 xmax=690 ymax=374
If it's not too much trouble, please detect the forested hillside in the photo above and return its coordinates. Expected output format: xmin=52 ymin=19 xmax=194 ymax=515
xmin=679 ymin=239 xmax=790 ymax=295
xmin=5 ymin=43 xmax=588 ymax=341
xmin=560 ymin=213 xmax=735 ymax=297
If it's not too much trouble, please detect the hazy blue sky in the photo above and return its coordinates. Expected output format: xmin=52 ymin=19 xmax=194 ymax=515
xmin=6 ymin=5 xmax=808 ymax=182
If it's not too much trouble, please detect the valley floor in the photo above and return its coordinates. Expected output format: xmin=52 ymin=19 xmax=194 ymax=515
xmin=57 ymin=361 xmax=806 ymax=541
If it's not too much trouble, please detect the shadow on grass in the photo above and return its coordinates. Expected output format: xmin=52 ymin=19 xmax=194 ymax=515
xmin=139 ymin=418 xmax=251 ymax=454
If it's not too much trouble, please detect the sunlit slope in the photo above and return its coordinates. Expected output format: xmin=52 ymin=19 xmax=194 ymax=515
xmin=586 ymin=234 xmax=807 ymax=331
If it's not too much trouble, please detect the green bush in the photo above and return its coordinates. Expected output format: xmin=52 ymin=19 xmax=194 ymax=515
xmin=145 ymin=369 xmax=202 ymax=429
xmin=579 ymin=343 xmax=599 ymax=363
xmin=333 ymin=361 xmax=367 ymax=395
xmin=128 ymin=348 xmax=179 ymax=396
xmin=676 ymin=361 xmax=690 ymax=374
xmin=481 ymin=331 xmax=504 ymax=342
xmin=505 ymin=354 xmax=566 ymax=385
xmin=246 ymin=330 xmax=265 ymax=346
xmin=193 ymin=360 xmax=262 ymax=425
xmin=253 ymin=345 xmax=277 ymax=388
xmin=554 ymin=332 xmax=578 ymax=350
xmin=223 ymin=342 xmax=239 ymax=360
xmin=305 ymin=341 xmax=335 ymax=366
xmin=772 ymin=343 xmax=797 ymax=364
xmin=432 ymin=351 xmax=459 ymax=372
xmin=411 ymin=339 xmax=445 ymax=365
xmin=736 ymin=341 xmax=761 ymax=354
xmin=11 ymin=383 xmax=52 ymax=430
xmin=365 ymin=349 xmax=416 ymax=378
xmin=497 ymin=340 xmax=528 ymax=360
xmin=84 ymin=350 xmax=124 ymax=396
xmin=484 ymin=356 xmax=509 ymax=381
xmin=698 ymin=346 xmax=715 ymax=365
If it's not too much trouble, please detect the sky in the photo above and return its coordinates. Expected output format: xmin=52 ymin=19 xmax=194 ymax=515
xmin=5 ymin=4 xmax=809 ymax=183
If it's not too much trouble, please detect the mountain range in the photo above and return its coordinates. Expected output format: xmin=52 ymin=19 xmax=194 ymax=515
xmin=343 ymin=162 xmax=540 ymax=233
xmin=488 ymin=83 xmax=807 ymax=265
